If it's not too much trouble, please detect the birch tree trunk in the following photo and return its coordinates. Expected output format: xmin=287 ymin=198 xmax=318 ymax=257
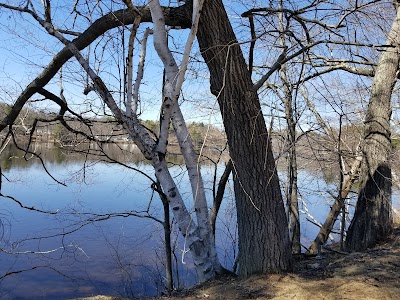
xmin=0 ymin=1 xmax=221 ymax=284
xmin=0 ymin=0 xmax=292 ymax=281
xmin=149 ymin=0 xmax=222 ymax=281
xmin=197 ymin=0 xmax=292 ymax=276
xmin=346 ymin=3 xmax=400 ymax=251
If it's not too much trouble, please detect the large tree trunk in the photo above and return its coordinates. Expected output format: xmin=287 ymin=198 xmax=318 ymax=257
xmin=0 ymin=0 xmax=291 ymax=280
xmin=346 ymin=4 xmax=400 ymax=251
xmin=197 ymin=0 xmax=292 ymax=276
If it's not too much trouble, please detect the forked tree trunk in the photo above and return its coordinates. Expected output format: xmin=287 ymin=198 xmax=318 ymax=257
xmin=346 ymin=4 xmax=400 ymax=251
xmin=149 ymin=0 xmax=222 ymax=281
xmin=0 ymin=0 xmax=292 ymax=281
xmin=197 ymin=0 xmax=292 ymax=276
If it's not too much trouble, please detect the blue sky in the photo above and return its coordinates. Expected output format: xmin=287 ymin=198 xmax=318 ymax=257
xmin=0 ymin=1 xmax=225 ymax=125
xmin=0 ymin=0 xmax=396 ymax=132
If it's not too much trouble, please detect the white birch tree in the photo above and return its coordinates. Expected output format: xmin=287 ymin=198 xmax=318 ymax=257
xmin=0 ymin=0 xmax=222 ymax=283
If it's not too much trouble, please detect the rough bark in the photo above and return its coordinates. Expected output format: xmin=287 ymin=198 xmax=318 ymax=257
xmin=197 ymin=0 xmax=292 ymax=276
xmin=1 ymin=0 xmax=293 ymax=279
xmin=345 ymin=5 xmax=399 ymax=252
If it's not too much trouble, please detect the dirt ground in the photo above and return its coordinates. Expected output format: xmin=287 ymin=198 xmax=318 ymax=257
xmin=76 ymin=227 xmax=400 ymax=300
xmin=163 ymin=227 xmax=400 ymax=300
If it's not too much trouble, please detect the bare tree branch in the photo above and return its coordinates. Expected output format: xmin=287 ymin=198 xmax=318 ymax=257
xmin=0 ymin=3 xmax=191 ymax=133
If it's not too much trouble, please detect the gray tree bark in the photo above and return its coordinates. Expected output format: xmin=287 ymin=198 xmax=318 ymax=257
xmin=346 ymin=4 xmax=400 ymax=252
xmin=0 ymin=0 xmax=293 ymax=279
xmin=197 ymin=0 xmax=292 ymax=275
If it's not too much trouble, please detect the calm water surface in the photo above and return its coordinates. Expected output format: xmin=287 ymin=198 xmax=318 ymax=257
xmin=0 ymin=144 xmax=237 ymax=299
xmin=0 ymin=143 xmax=398 ymax=299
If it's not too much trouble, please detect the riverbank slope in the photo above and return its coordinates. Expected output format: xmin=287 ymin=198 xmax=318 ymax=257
xmin=73 ymin=226 xmax=400 ymax=300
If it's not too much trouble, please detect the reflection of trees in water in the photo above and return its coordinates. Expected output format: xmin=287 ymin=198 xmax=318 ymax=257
xmin=0 ymin=142 xmax=225 ymax=171
xmin=0 ymin=142 xmax=142 ymax=170
xmin=0 ymin=141 xmax=229 ymax=298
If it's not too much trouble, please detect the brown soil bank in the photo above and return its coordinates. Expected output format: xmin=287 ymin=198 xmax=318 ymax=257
xmin=74 ymin=227 xmax=400 ymax=300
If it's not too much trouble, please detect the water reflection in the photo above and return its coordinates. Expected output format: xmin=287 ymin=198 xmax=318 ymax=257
xmin=1 ymin=142 xmax=398 ymax=299
xmin=0 ymin=142 xmax=234 ymax=299
xmin=0 ymin=142 xmax=191 ymax=171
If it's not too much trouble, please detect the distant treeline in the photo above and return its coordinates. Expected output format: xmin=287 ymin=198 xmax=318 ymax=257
xmin=0 ymin=102 xmax=227 ymax=149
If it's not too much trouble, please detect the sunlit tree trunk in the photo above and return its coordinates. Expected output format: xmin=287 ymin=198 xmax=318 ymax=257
xmin=149 ymin=0 xmax=222 ymax=281
xmin=197 ymin=0 xmax=292 ymax=276
xmin=346 ymin=3 xmax=400 ymax=251
xmin=0 ymin=0 xmax=293 ymax=281
xmin=0 ymin=0 xmax=222 ymax=284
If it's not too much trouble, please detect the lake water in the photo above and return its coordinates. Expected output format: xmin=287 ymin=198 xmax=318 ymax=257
xmin=0 ymin=143 xmax=238 ymax=299
xmin=0 ymin=143 xmax=398 ymax=299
